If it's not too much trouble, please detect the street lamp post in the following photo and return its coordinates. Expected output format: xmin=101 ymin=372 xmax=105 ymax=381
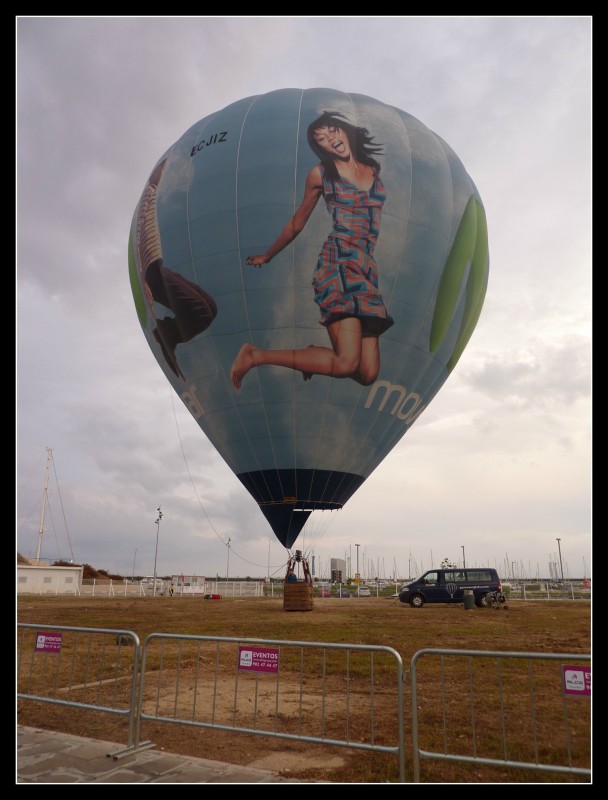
xmin=461 ymin=545 xmax=466 ymax=569
xmin=355 ymin=544 xmax=360 ymax=578
xmin=226 ymin=538 xmax=231 ymax=584
xmin=153 ymin=507 xmax=163 ymax=597
xmin=556 ymin=538 xmax=565 ymax=582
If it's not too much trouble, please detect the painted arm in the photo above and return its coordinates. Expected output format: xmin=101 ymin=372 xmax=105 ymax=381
xmin=246 ymin=166 xmax=323 ymax=266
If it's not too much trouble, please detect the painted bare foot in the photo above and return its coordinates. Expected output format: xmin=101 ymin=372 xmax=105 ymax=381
xmin=230 ymin=343 xmax=256 ymax=389
xmin=302 ymin=345 xmax=315 ymax=382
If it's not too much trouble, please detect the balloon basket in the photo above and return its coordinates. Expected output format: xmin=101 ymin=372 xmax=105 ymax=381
xmin=283 ymin=580 xmax=314 ymax=612
xmin=283 ymin=551 xmax=314 ymax=611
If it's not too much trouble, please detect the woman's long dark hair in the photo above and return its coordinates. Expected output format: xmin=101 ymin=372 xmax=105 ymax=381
xmin=307 ymin=111 xmax=383 ymax=182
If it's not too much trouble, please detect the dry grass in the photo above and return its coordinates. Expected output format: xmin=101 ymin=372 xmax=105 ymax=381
xmin=17 ymin=595 xmax=591 ymax=783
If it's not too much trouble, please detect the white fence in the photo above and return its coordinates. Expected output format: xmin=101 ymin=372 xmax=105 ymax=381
xmin=76 ymin=579 xmax=271 ymax=598
xmin=18 ymin=577 xmax=279 ymax=598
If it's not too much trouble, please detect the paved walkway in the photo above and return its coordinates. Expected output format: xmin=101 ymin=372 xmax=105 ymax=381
xmin=17 ymin=726 xmax=319 ymax=783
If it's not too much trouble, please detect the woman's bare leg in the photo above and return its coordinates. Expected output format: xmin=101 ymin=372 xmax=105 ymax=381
xmin=351 ymin=336 xmax=380 ymax=386
xmin=304 ymin=330 xmax=380 ymax=385
xmin=230 ymin=318 xmax=364 ymax=389
xmin=302 ymin=345 xmax=315 ymax=381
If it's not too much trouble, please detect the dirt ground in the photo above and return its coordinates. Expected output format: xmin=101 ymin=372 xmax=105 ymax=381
xmin=17 ymin=595 xmax=591 ymax=783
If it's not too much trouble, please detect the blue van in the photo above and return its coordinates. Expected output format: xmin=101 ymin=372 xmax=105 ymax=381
xmin=398 ymin=568 xmax=502 ymax=608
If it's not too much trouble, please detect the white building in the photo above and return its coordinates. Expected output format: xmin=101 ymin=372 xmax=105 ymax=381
xmin=17 ymin=564 xmax=84 ymax=595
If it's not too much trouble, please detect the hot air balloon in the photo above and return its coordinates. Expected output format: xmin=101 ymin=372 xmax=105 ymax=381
xmin=128 ymin=88 xmax=489 ymax=550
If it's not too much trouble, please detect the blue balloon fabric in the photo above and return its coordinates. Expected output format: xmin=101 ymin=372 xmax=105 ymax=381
xmin=129 ymin=88 xmax=489 ymax=548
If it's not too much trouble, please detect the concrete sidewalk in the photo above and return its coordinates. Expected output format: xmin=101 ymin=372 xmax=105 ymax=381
xmin=17 ymin=726 xmax=320 ymax=783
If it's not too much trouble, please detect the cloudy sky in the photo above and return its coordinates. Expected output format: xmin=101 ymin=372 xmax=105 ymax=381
xmin=17 ymin=16 xmax=591 ymax=584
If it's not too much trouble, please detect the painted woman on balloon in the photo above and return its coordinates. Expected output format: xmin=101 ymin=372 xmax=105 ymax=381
xmin=135 ymin=158 xmax=217 ymax=381
xmin=230 ymin=111 xmax=393 ymax=389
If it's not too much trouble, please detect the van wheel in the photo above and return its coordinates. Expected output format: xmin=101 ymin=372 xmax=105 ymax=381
xmin=409 ymin=594 xmax=425 ymax=608
xmin=477 ymin=593 xmax=492 ymax=608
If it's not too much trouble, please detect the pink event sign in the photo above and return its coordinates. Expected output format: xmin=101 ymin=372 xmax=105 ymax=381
xmin=562 ymin=665 xmax=591 ymax=697
xmin=238 ymin=646 xmax=279 ymax=673
xmin=35 ymin=632 xmax=62 ymax=653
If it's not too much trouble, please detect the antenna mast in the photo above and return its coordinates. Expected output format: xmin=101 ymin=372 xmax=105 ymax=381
xmin=35 ymin=448 xmax=52 ymax=562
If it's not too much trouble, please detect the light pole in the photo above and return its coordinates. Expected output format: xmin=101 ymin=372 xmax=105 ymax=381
xmin=153 ymin=507 xmax=163 ymax=597
xmin=461 ymin=545 xmax=466 ymax=569
xmin=226 ymin=538 xmax=231 ymax=584
xmin=355 ymin=544 xmax=360 ymax=577
xmin=556 ymin=538 xmax=565 ymax=582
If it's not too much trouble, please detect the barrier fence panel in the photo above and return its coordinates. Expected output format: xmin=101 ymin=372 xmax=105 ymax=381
xmin=136 ymin=633 xmax=406 ymax=781
xmin=17 ymin=623 xmax=146 ymax=753
xmin=18 ymin=624 xmax=590 ymax=782
xmin=410 ymin=648 xmax=591 ymax=782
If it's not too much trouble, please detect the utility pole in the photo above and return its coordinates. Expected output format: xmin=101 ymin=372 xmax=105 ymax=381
xmin=226 ymin=538 xmax=231 ymax=583
xmin=153 ymin=507 xmax=162 ymax=597
xmin=461 ymin=545 xmax=466 ymax=569
xmin=355 ymin=544 xmax=360 ymax=578
xmin=556 ymin=538 xmax=564 ymax=582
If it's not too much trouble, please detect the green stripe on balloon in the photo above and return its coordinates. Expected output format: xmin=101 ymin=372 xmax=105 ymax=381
xmin=128 ymin=226 xmax=148 ymax=327
xmin=447 ymin=200 xmax=489 ymax=372
xmin=430 ymin=195 xmax=478 ymax=353
xmin=429 ymin=196 xmax=489 ymax=372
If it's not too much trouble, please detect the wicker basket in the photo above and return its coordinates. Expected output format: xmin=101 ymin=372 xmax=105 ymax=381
xmin=283 ymin=580 xmax=314 ymax=611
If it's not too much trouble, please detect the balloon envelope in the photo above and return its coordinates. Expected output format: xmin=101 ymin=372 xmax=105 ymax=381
xmin=129 ymin=88 xmax=489 ymax=547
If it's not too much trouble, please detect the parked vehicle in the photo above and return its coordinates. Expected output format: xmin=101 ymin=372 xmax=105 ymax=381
xmin=398 ymin=568 xmax=503 ymax=608
xmin=356 ymin=586 xmax=371 ymax=597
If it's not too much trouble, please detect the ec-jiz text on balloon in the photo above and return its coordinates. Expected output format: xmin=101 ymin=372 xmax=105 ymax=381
xmin=190 ymin=132 xmax=228 ymax=157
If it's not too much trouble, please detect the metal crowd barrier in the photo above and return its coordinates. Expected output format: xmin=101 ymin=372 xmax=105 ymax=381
xmin=410 ymin=648 xmax=591 ymax=782
xmin=17 ymin=623 xmax=144 ymax=752
xmin=17 ymin=624 xmax=404 ymax=776
xmin=17 ymin=623 xmax=591 ymax=782
xmin=136 ymin=633 xmax=406 ymax=780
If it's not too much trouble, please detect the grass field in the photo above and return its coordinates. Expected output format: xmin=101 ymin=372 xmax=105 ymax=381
xmin=17 ymin=594 xmax=591 ymax=783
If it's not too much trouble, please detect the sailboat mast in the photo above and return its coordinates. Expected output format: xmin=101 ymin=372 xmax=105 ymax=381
xmin=35 ymin=448 xmax=52 ymax=562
